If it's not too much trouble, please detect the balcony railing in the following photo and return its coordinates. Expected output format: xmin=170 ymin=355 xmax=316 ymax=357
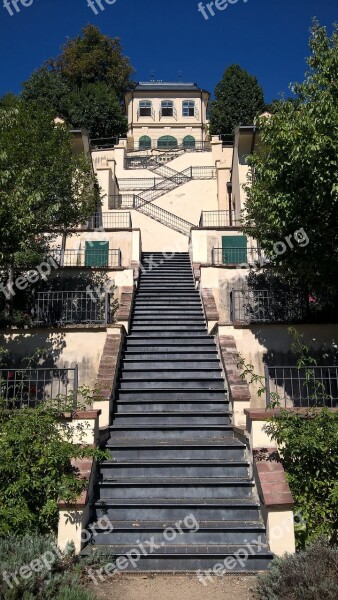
xmin=181 ymin=166 xmax=216 ymax=179
xmin=265 ymin=365 xmax=338 ymax=408
xmin=212 ymin=247 xmax=265 ymax=266
xmin=32 ymin=291 xmax=111 ymax=326
xmin=199 ymin=211 xmax=239 ymax=227
xmin=127 ymin=140 xmax=212 ymax=154
xmin=79 ymin=212 xmax=132 ymax=230
xmin=51 ymin=249 xmax=121 ymax=268
xmin=230 ymin=289 xmax=307 ymax=324
xmin=0 ymin=366 xmax=78 ymax=409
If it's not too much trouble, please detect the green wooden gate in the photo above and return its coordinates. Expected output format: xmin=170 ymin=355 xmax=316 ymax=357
xmin=222 ymin=236 xmax=247 ymax=264
xmin=85 ymin=241 xmax=109 ymax=267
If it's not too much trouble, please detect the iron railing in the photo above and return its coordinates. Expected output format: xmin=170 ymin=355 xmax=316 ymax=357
xmin=32 ymin=291 xmax=111 ymax=326
xmin=265 ymin=365 xmax=338 ymax=408
xmin=212 ymin=247 xmax=264 ymax=266
xmin=199 ymin=211 xmax=239 ymax=227
xmin=90 ymin=137 xmax=119 ymax=150
xmin=230 ymin=289 xmax=307 ymax=324
xmin=51 ymin=249 xmax=121 ymax=268
xmin=109 ymin=194 xmax=134 ymax=209
xmin=80 ymin=212 xmax=132 ymax=230
xmin=0 ymin=366 xmax=78 ymax=409
xmin=181 ymin=166 xmax=216 ymax=179
xmin=119 ymin=178 xmax=162 ymax=190
xmin=133 ymin=195 xmax=193 ymax=236
xmin=125 ymin=156 xmax=152 ymax=169
xmin=127 ymin=140 xmax=212 ymax=154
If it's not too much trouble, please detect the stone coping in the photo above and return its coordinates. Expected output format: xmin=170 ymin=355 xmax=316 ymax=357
xmin=61 ymin=410 xmax=102 ymax=421
xmin=246 ymin=408 xmax=338 ymax=420
xmin=57 ymin=457 xmax=94 ymax=509
xmin=253 ymin=448 xmax=294 ymax=510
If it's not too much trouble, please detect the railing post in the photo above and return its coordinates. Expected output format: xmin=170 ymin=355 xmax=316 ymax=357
xmin=230 ymin=289 xmax=234 ymax=323
xmin=264 ymin=364 xmax=271 ymax=407
xmin=105 ymin=293 xmax=110 ymax=325
xmin=211 ymin=246 xmax=215 ymax=265
xmin=73 ymin=365 xmax=78 ymax=410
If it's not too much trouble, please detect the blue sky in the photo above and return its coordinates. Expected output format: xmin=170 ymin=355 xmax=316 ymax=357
xmin=0 ymin=0 xmax=336 ymax=101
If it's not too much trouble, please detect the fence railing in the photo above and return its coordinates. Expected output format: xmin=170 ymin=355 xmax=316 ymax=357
xmin=119 ymin=178 xmax=162 ymax=190
xmin=32 ymin=291 xmax=111 ymax=326
xmin=109 ymin=194 xmax=134 ymax=209
xmin=51 ymin=249 xmax=121 ymax=268
xmin=127 ymin=140 xmax=212 ymax=154
xmin=0 ymin=366 xmax=78 ymax=409
xmin=79 ymin=212 xmax=132 ymax=230
xmin=181 ymin=166 xmax=216 ymax=179
xmin=212 ymin=247 xmax=264 ymax=266
xmin=199 ymin=210 xmax=239 ymax=227
xmin=133 ymin=195 xmax=193 ymax=236
xmin=265 ymin=365 xmax=338 ymax=408
xmin=230 ymin=289 xmax=307 ymax=324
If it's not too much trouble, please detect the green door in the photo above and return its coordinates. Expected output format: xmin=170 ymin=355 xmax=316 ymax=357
xmin=85 ymin=241 xmax=109 ymax=267
xmin=222 ymin=236 xmax=247 ymax=264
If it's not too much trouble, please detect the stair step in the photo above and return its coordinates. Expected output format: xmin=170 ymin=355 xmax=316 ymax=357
xmin=117 ymin=390 xmax=227 ymax=400
xmin=100 ymin=460 xmax=248 ymax=478
xmin=106 ymin=441 xmax=245 ymax=460
xmin=112 ymin=412 xmax=231 ymax=425
xmin=122 ymin=361 xmax=220 ymax=369
xmin=109 ymin=425 xmax=233 ymax=440
xmin=97 ymin=479 xmax=254 ymax=500
xmin=115 ymin=401 xmax=229 ymax=412
xmin=119 ymin=371 xmax=222 ymax=381
xmin=123 ymin=353 xmax=219 ymax=360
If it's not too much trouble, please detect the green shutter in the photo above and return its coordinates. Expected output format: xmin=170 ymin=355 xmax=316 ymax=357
xmin=85 ymin=241 xmax=109 ymax=267
xmin=222 ymin=236 xmax=247 ymax=264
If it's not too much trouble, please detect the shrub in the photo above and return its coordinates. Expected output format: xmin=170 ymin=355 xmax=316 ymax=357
xmin=256 ymin=538 xmax=338 ymax=600
xmin=0 ymin=534 xmax=99 ymax=600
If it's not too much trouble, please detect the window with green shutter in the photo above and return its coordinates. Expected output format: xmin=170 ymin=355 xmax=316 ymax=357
xmin=221 ymin=236 xmax=247 ymax=264
xmin=85 ymin=241 xmax=109 ymax=267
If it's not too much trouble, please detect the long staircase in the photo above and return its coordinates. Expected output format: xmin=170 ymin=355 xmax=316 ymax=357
xmin=84 ymin=252 xmax=273 ymax=571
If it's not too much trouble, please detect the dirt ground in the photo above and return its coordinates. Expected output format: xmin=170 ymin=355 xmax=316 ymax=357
xmin=90 ymin=573 xmax=259 ymax=600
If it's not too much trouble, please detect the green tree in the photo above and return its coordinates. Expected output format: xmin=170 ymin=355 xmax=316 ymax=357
xmin=22 ymin=67 xmax=71 ymax=119
xmin=67 ymin=82 xmax=127 ymax=138
xmin=210 ymin=64 xmax=265 ymax=134
xmin=242 ymin=21 xmax=338 ymax=306
xmin=0 ymin=101 xmax=97 ymax=299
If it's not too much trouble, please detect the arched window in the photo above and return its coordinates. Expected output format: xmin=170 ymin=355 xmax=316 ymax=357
xmin=139 ymin=101 xmax=152 ymax=117
xmin=161 ymin=101 xmax=174 ymax=117
xmin=183 ymin=135 xmax=196 ymax=149
xmin=183 ymin=101 xmax=195 ymax=117
xmin=157 ymin=135 xmax=178 ymax=149
xmin=139 ymin=135 xmax=151 ymax=150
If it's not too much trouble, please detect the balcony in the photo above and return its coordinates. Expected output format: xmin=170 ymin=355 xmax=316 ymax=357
xmin=265 ymin=365 xmax=338 ymax=408
xmin=79 ymin=212 xmax=132 ymax=230
xmin=212 ymin=246 xmax=265 ymax=266
xmin=0 ymin=366 xmax=78 ymax=409
xmin=199 ymin=211 xmax=239 ymax=228
xmin=230 ymin=289 xmax=307 ymax=325
xmin=51 ymin=249 xmax=122 ymax=269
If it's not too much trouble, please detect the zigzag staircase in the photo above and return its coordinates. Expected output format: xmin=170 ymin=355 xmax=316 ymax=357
xmin=133 ymin=195 xmax=193 ymax=236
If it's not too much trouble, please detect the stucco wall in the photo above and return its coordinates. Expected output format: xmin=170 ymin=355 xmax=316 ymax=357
xmin=0 ymin=329 xmax=108 ymax=390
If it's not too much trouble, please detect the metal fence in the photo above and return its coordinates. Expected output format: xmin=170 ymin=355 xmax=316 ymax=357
xmin=80 ymin=212 xmax=132 ymax=230
xmin=32 ymin=291 xmax=111 ymax=326
xmin=199 ymin=211 xmax=239 ymax=227
xmin=119 ymin=178 xmax=162 ymax=190
xmin=212 ymin=247 xmax=264 ymax=266
xmin=265 ymin=365 xmax=338 ymax=408
xmin=230 ymin=289 xmax=307 ymax=324
xmin=90 ymin=137 xmax=119 ymax=150
xmin=134 ymin=195 xmax=192 ymax=236
xmin=0 ymin=366 xmax=78 ymax=409
xmin=181 ymin=166 xmax=216 ymax=179
xmin=109 ymin=194 xmax=134 ymax=209
xmin=51 ymin=249 xmax=121 ymax=268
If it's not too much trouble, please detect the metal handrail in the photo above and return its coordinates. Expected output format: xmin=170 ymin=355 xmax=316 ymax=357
xmin=133 ymin=195 xmax=193 ymax=236
xmin=79 ymin=212 xmax=132 ymax=230
xmin=199 ymin=210 xmax=239 ymax=227
xmin=212 ymin=247 xmax=263 ymax=266
xmin=50 ymin=249 xmax=121 ymax=268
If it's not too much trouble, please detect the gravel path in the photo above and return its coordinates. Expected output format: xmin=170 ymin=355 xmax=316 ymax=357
xmin=90 ymin=573 xmax=259 ymax=600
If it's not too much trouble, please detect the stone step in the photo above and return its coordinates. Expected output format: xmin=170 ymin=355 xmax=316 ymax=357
xmin=112 ymin=412 xmax=231 ymax=425
xmin=119 ymin=380 xmax=225 ymax=390
xmin=100 ymin=459 xmax=248 ymax=478
xmin=115 ymin=401 xmax=229 ymax=412
xmin=119 ymin=370 xmax=223 ymax=381
xmin=108 ymin=425 xmax=233 ymax=440
xmin=97 ymin=478 xmax=254 ymax=500
xmin=123 ymin=353 xmax=219 ymax=360
xmin=116 ymin=390 xmax=227 ymax=401
xmin=121 ymin=361 xmax=221 ymax=370
xmin=106 ymin=441 xmax=245 ymax=461
xmin=92 ymin=499 xmax=261 ymax=523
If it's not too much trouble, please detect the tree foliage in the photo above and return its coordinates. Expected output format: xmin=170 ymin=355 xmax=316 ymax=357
xmin=210 ymin=64 xmax=265 ymax=134
xmin=0 ymin=101 xmax=97 ymax=286
xmin=21 ymin=24 xmax=133 ymax=138
xmin=243 ymin=21 xmax=338 ymax=305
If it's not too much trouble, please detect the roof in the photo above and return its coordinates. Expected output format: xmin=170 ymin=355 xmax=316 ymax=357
xmin=134 ymin=81 xmax=209 ymax=93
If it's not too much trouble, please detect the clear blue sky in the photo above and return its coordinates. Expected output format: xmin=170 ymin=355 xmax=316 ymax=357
xmin=0 ymin=0 xmax=336 ymax=101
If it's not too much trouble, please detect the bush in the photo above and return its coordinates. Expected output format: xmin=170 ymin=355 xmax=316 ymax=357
xmin=256 ymin=538 xmax=338 ymax=600
xmin=265 ymin=408 xmax=338 ymax=547
xmin=0 ymin=534 xmax=99 ymax=600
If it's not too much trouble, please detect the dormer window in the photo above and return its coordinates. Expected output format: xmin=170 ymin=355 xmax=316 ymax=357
xmin=183 ymin=100 xmax=195 ymax=117
xmin=161 ymin=101 xmax=174 ymax=117
xmin=139 ymin=101 xmax=152 ymax=117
